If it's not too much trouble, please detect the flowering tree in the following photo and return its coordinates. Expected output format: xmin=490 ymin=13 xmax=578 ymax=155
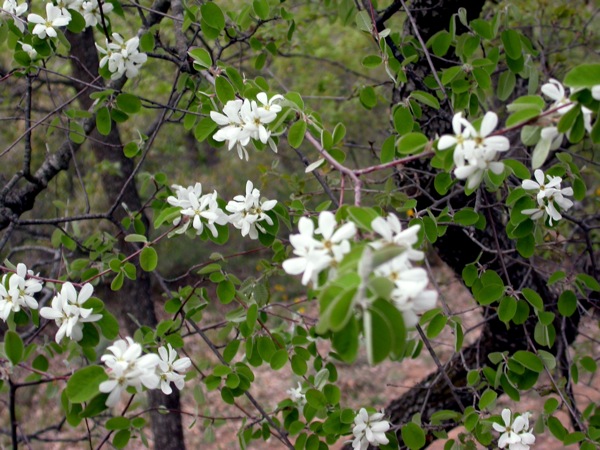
xmin=0 ymin=0 xmax=598 ymax=449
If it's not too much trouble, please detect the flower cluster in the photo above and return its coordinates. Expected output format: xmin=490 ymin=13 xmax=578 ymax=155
xmin=167 ymin=181 xmax=277 ymax=240
xmin=438 ymin=112 xmax=510 ymax=189
xmin=371 ymin=214 xmax=437 ymax=327
xmin=27 ymin=3 xmax=70 ymax=39
xmin=39 ymin=282 xmax=102 ymax=343
xmin=351 ymin=408 xmax=390 ymax=450
xmin=533 ymin=79 xmax=593 ymax=166
xmin=493 ymin=408 xmax=535 ymax=450
xmin=100 ymin=339 xmax=191 ymax=407
xmin=0 ymin=264 xmax=43 ymax=322
xmin=282 ymin=211 xmax=357 ymax=286
xmin=521 ymin=169 xmax=573 ymax=225
xmin=226 ymin=180 xmax=277 ymax=239
xmin=2 ymin=0 xmax=27 ymax=32
xmin=96 ymin=33 xmax=147 ymax=80
xmin=167 ymin=182 xmax=228 ymax=237
xmin=210 ymin=92 xmax=283 ymax=160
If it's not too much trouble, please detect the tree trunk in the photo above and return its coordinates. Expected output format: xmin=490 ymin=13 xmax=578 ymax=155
xmin=67 ymin=28 xmax=186 ymax=450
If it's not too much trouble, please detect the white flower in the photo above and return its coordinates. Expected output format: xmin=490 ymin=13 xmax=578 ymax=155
xmin=375 ymin=257 xmax=437 ymax=327
xmin=226 ymin=180 xmax=277 ymax=239
xmin=286 ymin=382 xmax=306 ymax=406
xmin=167 ymin=183 xmax=228 ymax=237
xmin=97 ymin=33 xmax=147 ymax=80
xmin=27 ymin=3 xmax=71 ymax=39
xmin=438 ymin=112 xmax=476 ymax=155
xmin=351 ymin=408 xmax=390 ymax=450
xmin=522 ymin=169 xmax=562 ymax=203
xmin=210 ymin=93 xmax=282 ymax=160
xmin=99 ymin=337 xmax=161 ymax=407
xmin=0 ymin=264 xmax=43 ymax=321
xmin=315 ymin=211 xmax=357 ymax=263
xmin=592 ymin=85 xmax=600 ymax=101
xmin=440 ymin=112 xmax=508 ymax=189
xmin=493 ymin=409 xmax=535 ymax=450
xmin=257 ymin=92 xmax=284 ymax=113
xmin=211 ymin=99 xmax=252 ymax=160
xmin=541 ymin=79 xmax=573 ymax=115
xmin=370 ymin=215 xmax=423 ymax=261
xmin=521 ymin=169 xmax=573 ymax=225
xmin=81 ymin=0 xmax=113 ymax=27
xmin=2 ymin=0 xmax=27 ymax=31
xmin=19 ymin=42 xmax=37 ymax=59
xmin=282 ymin=216 xmax=331 ymax=286
xmin=39 ymin=282 xmax=101 ymax=343
xmin=282 ymin=211 xmax=356 ymax=285
xmin=156 ymin=344 xmax=191 ymax=395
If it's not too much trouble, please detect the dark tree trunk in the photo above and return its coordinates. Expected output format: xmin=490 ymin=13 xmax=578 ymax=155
xmin=67 ymin=28 xmax=186 ymax=450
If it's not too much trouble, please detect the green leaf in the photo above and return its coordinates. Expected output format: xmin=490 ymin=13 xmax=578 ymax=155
xmin=215 ymin=77 xmax=236 ymax=104
xmin=96 ymin=107 xmax=112 ymax=136
xmin=111 ymin=271 xmax=124 ymax=291
xmin=201 ymin=2 xmax=225 ymax=31
xmin=139 ymin=32 xmax=155 ymax=53
xmin=453 ymin=208 xmax=480 ymax=226
xmin=501 ymin=30 xmax=522 ymax=59
xmin=4 ymin=331 xmax=24 ymax=365
xmin=401 ymin=422 xmax=425 ymax=450
xmin=305 ymin=389 xmax=327 ymax=409
xmin=139 ymin=247 xmax=158 ymax=272
xmin=441 ymin=66 xmax=462 ymax=85
xmin=188 ymin=48 xmax=212 ymax=69
xmin=558 ymin=290 xmax=577 ymax=317
xmin=498 ymin=296 xmax=517 ymax=323
xmin=522 ymin=288 xmax=543 ymax=311
xmin=346 ymin=206 xmax=379 ymax=231
xmin=359 ymin=86 xmax=377 ymax=109
xmin=153 ymin=206 xmax=181 ymax=229
xmin=123 ymin=142 xmax=139 ymax=158
xmin=478 ymin=388 xmax=497 ymax=410
xmin=332 ymin=123 xmax=346 ymax=145
xmin=380 ymin=135 xmax=396 ymax=163
xmin=426 ymin=313 xmax=447 ymax=339
xmin=355 ymin=10 xmax=372 ymax=33
xmin=503 ymin=159 xmax=530 ymax=179
xmin=66 ymin=366 xmax=108 ymax=403
xmin=288 ymin=120 xmax=307 ymax=149
xmin=431 ymin=31 xmax=451 ymax=57
xmin=497 ymin=70 xmax=516 ymax=101
xmin=106 ymin=416 xmax=131 ymax=430
xmin=506 ymin=108 xmax=540 ymax=127
xmin=270 ymin=349 xmax=288 ymax=370
xmin=113 ymin=430 xmax=131 ymax=449
xmin=397 ymin=132 xmax=428 ymax=155
xmin=217 ymin=280 xmax=235 ymax=304
xmin=393 ymin=106 xmax=414 ymax=135
xmin=564 ymin=64 xmax=600 ymax=88
xmin=516 ymin=235 xmax=535 ymax=258
xmin=195 ymin=117 xmax=218 ymax=142
xmin=252 ymin=0 xmax=270 ymax=20
xmin=97 ymin=311 xmax=120 ymax=340
xmin=410 ymin=90 xmax=440 ymax=109
xmin=362 ymin=55 xmax=382 ymax=68
xmin=472 ymin=68 xmax=491 ymax=90
xmin=116 ymin=93 xmax=142 ymax=114
xmin=512 ymin=350 xmax=544 ymax=372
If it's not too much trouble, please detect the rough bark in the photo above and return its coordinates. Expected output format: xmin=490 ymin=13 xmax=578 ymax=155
xmin=67 ymin=27 xmax=186 ymax=450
